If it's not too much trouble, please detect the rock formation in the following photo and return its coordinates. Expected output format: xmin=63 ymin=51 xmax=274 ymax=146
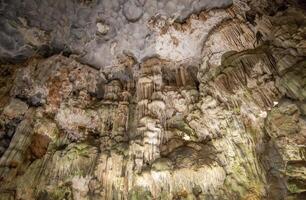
xmin=0 ymin=0 xmax=305 ymax=199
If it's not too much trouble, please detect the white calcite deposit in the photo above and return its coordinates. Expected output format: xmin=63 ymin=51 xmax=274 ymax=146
xmin=0 ymin=0 xmax=306 ymax=200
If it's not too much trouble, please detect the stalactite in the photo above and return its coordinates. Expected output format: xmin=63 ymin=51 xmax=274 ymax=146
xmin=0 ymin=0 xmax=305 ymax=199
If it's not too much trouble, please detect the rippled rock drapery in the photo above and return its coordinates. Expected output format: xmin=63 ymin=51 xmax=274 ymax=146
xmin=0 ymin=0 xmax=306 ymax=200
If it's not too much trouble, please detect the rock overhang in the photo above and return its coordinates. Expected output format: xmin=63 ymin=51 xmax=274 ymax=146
xmin=0 ymin=0 xmax=233 ymax=68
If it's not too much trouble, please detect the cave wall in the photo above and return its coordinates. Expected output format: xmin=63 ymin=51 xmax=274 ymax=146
xmin=0 ymin=0 xmax=305 ymax=200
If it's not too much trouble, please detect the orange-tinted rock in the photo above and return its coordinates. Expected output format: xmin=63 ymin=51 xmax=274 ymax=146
xmin=30 ymin=134 xmax=51 ymax=158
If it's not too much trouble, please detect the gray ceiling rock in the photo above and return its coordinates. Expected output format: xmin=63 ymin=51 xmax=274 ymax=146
xmin=0 ymin=0 xmax=232 ymax=68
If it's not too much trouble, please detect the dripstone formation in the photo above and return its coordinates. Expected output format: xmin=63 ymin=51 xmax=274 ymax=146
xmin=0 ymin=0 xmax=305 ymax=199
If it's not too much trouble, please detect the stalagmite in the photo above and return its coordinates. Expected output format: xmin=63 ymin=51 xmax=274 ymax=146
xmin=0 ymin=0 xmax=305 ymax=199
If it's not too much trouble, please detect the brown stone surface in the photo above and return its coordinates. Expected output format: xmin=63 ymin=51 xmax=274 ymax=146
xmin=0 ymin=0 xmax=305 ymax=200
xmin=29 ymin=134 xmax=51 ymax=159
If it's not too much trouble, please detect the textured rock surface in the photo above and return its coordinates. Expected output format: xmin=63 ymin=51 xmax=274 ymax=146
xmin=0 ymin=0 xmax=232 ymax=67
xmin=0 ymin=0 xmax=306 ymax=200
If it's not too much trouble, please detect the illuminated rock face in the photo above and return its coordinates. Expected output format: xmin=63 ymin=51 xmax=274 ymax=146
xmin=0 ymin=0 xmax=306 ymax=200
